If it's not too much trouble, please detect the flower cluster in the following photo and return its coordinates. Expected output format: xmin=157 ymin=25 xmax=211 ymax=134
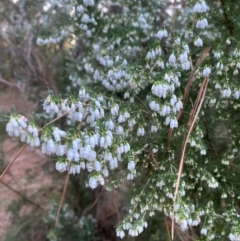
xmin=36 ymin=29 xmax=69 ymax=45
xmin=15 ymin=88 xmax=143 ymax=190
xmin=193 ymin=0 xmax=208 ymax=13
xmin=6 ymin=116 xmax=40 ymax=147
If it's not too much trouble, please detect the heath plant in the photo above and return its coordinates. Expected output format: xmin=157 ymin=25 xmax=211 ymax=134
xmin=4 ymin=0 xmax=240 ymax=240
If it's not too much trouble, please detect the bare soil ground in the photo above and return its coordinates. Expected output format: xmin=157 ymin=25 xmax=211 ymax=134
xmin=0 ymin=89 xmax=125 ymax=241
xmin=0 ymin=90 xmax=52 ymax=239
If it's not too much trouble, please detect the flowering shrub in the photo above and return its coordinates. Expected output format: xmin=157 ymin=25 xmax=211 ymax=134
xmin=4 ymin=0 xmax=240 ymax=240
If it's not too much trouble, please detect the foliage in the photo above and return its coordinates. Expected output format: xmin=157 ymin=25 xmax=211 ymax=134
xmin=44 ymin=202 xmax=97 ymax=241
xmin=3 ymin=0 xmax=240 ymax=240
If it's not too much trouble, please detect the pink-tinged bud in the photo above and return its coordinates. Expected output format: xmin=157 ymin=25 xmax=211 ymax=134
xmin=22 ymin=116 xmax=28 ymax=122
xmin=19 ymin=127 xmax=24 ymax=133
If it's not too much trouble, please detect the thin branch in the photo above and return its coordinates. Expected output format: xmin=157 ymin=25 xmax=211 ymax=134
xmin=0 ymin=180 xmax=44 ymax=210
xmin=42 ymin=107 xmax=75 ymax=129
xmin=56 ymin=102 xmax=89 ymax=226
xmin=55 ymin=162 xmax=71 ymax=227
xmin=0 ymin=144 xmax=28 ymax=181
xmin=77 ymin=101 xmax=89 ymax=130
xmin=167 ymin=46 xmax=211 ymax=148
xmin=113 ymin=190 xmax=121 ymax=223
xmin=171 ymin=77 xmax=209 ymax=240
xmin=0 ymin=77 xmax=23 ymax=91
xmin=81 ymin=189 xmax=103 ymax=216
xmin=164 ymin=216 xmax=171 ymax=241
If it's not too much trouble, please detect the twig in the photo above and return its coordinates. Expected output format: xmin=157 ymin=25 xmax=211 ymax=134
xmin=0 ymin=180 xmax=44 ymax=210
xmin=164 ymin=216 xmax=171 ymax=241
xmin=0 ymin=144 xmax=27 ymax=181
xmin=42 ymin=108 xmax=74 ymax=129
xmin=113 ymin=190 xmax=121 ymax=223
xmin=55 ymin=162 xmax=71 ymax=227
xmin=167 ymin=46 xmax=211 ymax=148
xmin=171 ymin=77 xmax=209 ymax=240
xmin=81 ymin=189 xmax=103 ymax=216
xmin=77 ymin=101 xmax=89 ymax=130
xmin=56 ymin=102 xmax=89 ymax=226
xmin=0 ymin=77 xmax=23 ymax=91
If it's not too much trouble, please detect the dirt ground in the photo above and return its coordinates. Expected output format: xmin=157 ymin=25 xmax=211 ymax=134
xmin=0 ymin=90 xmax=52 ymax=239
xmin=0 ymin=89 xmax=126 ymax=241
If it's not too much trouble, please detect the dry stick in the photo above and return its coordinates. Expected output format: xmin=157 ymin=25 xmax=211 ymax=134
xmin=171 ymin=78 xmax=208 ymax=240
xmin=113 ymin=190 xmax=121 ymax=223
xmin=175 ymin=225 xmax=195 ymax=241
xmin=42 ymin=107 xmax=75 ymax=129
xmin=171 ymin=79 xmax=208 ymax=239
xmin=81 ymin=189 xmax=103 ymax=216
xmin=167 ymin=46 xmax=211 ymax=148
xmin=182 ymin=47 xmax=210 ymax=109
xmin=0 ymin=143 xmax=28 ymax=181
xmin=0 ymin=77 xmax=22 ymax=91
xmin=43 ymin=101 xmax=90 ymax=130
xmin=55 ymin=162 xmax=71 ymax=227
xmin=183 ymin=47 xmax=211 ymax=109
xmin=77 ymin=101 xmax=89 ymax=130
xmin=55 ymin=103 xmax=89 ymax=227
xmin=187 ymin=78 xmax=208 ymax=128
xmin=164 ymin=216 xmax=171 ymax=241
xmin=0 ymin=180 xmax=44 ymax=210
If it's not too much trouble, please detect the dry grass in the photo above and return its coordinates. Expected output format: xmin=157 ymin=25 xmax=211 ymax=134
xmin=170 ymin=47 xmax=211 ymax=239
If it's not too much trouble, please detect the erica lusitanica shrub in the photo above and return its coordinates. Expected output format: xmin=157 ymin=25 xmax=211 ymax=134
xmin=4 ymin=0 xmax=240 ymax=240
